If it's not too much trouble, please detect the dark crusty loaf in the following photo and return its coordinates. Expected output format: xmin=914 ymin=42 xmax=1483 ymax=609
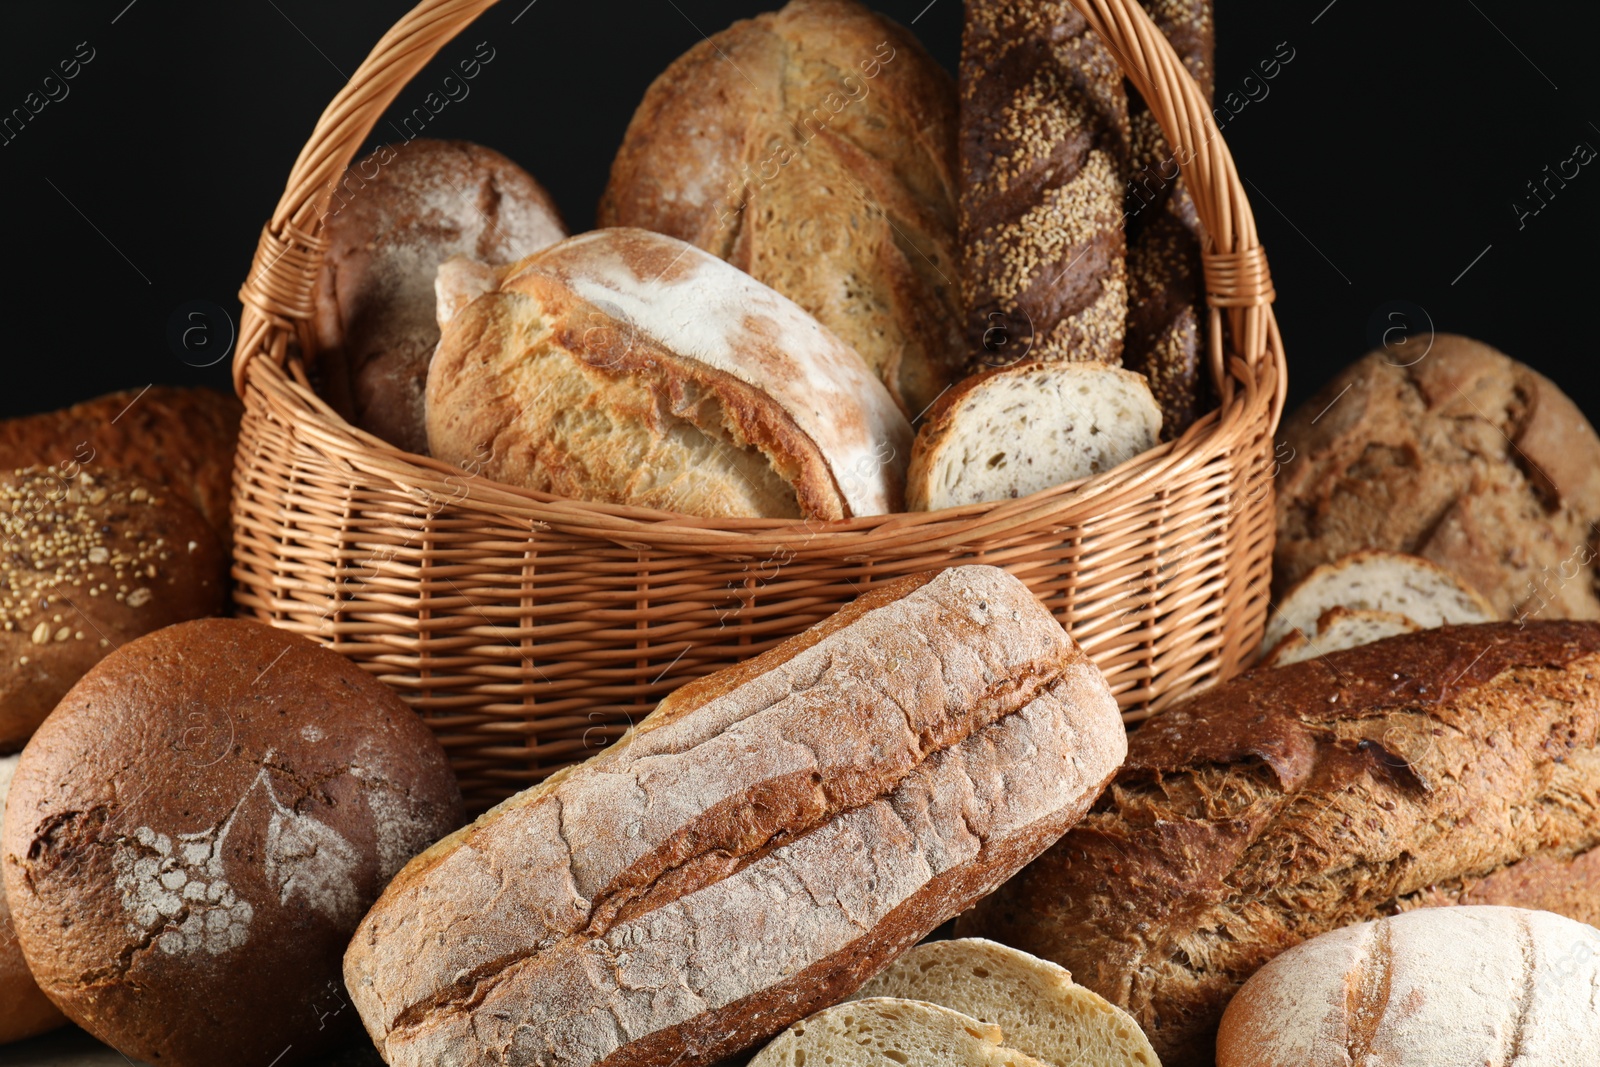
xmin=599 ymin=0 xmax=963 ymax=418
xmin=960 ymin=621 xmax=1600 ymax=1066
xmin=961 ymin=0 xmax=1129 ymax=368
xmin=0 ymin=754 xmax=66 ymax=1045
xmin=0 ymin=387 xmax=240 ymax=542
xmin=346 ymin=565 xmax=1127 ymax=1067
xmin=1123 ymin=0 xmax=1214 ymax=439
xmin=2 ymin=619 xmax=462 ymax=1067
xmin=315 ymin=138 xmax=565 ymax=454
xmin=1276 ymin=336 xmax=1600 ymax=620
xmin=0 ymin=468 xmax=228 ymax=751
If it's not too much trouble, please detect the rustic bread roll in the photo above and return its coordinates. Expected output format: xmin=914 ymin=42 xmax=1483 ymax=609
xmin=0 ymin=468 xmax=227 ymax=751
xmin=345 ymin=565 xmax=1127 ymax=1067
xmin=852 ymin=939 xmax=1161 ymax=1067
xmin=1277 ymin=335 xmax=1600 ymax=619
xmin=962 ymin=0 xmax=1129 ymax=368
xmin=1123 ymin=0 xmax=1214 ymax=439
xmin=1261 ymin=549 xmax=1497 ymax=652
xmin=314 ymin=138 xmax=565 ymax=454
xmin=2 ymin=619 xmax=463 ymax=1067
xmin=1260 ymin=606 xmax=1422 ymax=667
xmin=752 ymin=997 xmax=1047 ymax=1067
xmin=427 ymin=228 xmax=912 ymax=519
xmin=960 ymin=621 xmax=1600 ymax=1066
xmin=907 ymin=362 xmax=1162 ymax=510
xmin=1216 ymin=906 xmax=1600 ymax=1067
xmin=598 ymin=0 xmax=962 ymax=419
xmin=0 ymin=754 xmax=66 ymax=1045
xmin=0 ymin=387 xmax=241 ymax=542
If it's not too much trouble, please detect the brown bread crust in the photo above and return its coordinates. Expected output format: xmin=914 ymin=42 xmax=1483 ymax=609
xmin=345 ymin=566 xmax=1127 ymax=1067
xmin=1275 ymin=336 xmax=1600 ymax=619
xmin=961 ymin=0 xmax=1129 ymax=368
xmin=2 ymin=619 xmax=463 ymax=1067
xmin=0 ymin=755 xmax=67 ymax=1044
xmin=1123 ymin=0 xmax=1214 ymax=439
xmin=0 ymin=468 xmax=227 ymax=751
xmin=599 ymin=0 xmax=962 ymax=419
xmin=960 ymin=621 xmax=1600 ymax=1066
xmin=0 ymin=387 xmax=240 ymax=542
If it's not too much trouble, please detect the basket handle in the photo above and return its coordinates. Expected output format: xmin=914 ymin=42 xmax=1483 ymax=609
xmin=236 ymin=0 xmax=1283 ymax=414
xmin=235 ymin=0 xmax=499 ymax=393
xmin=1071 ymin=0 xmax=1282 ymax=411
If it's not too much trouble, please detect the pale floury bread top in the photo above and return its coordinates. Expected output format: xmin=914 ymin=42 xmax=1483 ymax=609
xmin=426 ymin=227 xmax=913 ymax=519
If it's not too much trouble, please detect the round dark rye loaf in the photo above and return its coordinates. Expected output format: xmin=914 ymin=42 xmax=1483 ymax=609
xmin=1123 ymin=0 xmax=1214 ymax=440
xmin=961 ymin=620 xmax=1600 ymax=1067
xmin=0 ymin=754 xmax=67 ymax=1044
xmin=961 ymin=0 xmax=1129 ymax=368
xmin=2 ymin=619 xmax=462 ymax=1067
xmin=345 ymin=566 xmax=1127 ymax=1067
xmin=0 ymin=387 xmax=241 ymax=542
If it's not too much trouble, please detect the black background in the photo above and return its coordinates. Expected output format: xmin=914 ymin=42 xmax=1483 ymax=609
xmin=2 ymin=0 xmax=1595 ymax=422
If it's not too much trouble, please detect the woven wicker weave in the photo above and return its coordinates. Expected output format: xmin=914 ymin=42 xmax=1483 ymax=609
xmin=232 ymin=0 xmax=1285 ymax=811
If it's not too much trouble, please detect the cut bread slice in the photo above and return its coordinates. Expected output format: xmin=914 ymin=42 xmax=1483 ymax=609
xmin=850 ymin=938 xmax=1161 ymax=1067
xmin=1261 ymin=549 xmax=1498 ymax=653
xmin=1263 ymin=606 xmax=1423 ymax=667
xmin=750 ymin=997 xmax=1050 ymax=1067
xmin=907 ymin=362 xmax=1162 ymax=510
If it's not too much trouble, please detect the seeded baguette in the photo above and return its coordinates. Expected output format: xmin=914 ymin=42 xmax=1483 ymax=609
xmin=961 ymin=0 xmax=1129 ymax=367
xmin=345 ymin=565 xmax=1127 ymax=1067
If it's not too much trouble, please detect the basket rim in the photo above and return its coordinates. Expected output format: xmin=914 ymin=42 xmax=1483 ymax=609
xmin=233 ymin=0 xmax=1288 ymax=547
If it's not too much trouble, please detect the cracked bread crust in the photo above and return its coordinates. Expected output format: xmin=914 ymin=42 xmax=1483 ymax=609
xmin=344 ymin=566 xmax=1127 ymax=1067
xmin=0 ymin=619 xmax=462 ymax=1067
xmin=959 ymin=620 xmax=1600 ymax=1066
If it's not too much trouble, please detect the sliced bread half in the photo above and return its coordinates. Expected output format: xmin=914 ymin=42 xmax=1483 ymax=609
xmin=1261 ymin=549 xmax=1498 ymax=653
xmin=850 ymin=938 xmax=1161 ymax=1067
xmin=750 ymin=997 xmax=1049 ymax=1067
xmin=1263 ymin=606 xmax=1424 ymax=667
xmin=907 ymin=362 xmax=1162 ymax=511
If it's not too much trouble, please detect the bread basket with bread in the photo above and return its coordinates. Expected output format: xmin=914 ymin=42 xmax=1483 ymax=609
xmin=232 ymin=0 xmax=1285 ymax=810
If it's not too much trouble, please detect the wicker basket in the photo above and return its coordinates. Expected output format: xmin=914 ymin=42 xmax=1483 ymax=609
xmin=232 ymin=0 xmax=1285 ymax=811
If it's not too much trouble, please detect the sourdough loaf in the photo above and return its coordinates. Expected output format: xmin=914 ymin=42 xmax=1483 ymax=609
xmin=751 ymin=998 xmax=1046 ymax=1067
xmin=0 ymin=387 xmax=240 ymax=542
xmin=345 ymin=566 xmax=1127 ymax=1067
xmin=906 ymin=362 xmax=1161 ymax=510
xmin=314 ymin=138 xmax=565 ymax=454
xmin=1216 ymin=906 xmax=1600 ymax=1067
xmin=960 ymin=621 xmax=1600 ymax=1065
xmin=2 ymin=619 xmax=463 ymax=1067
xmin=1123 ymin=0 xmax=1214 ymax=439
xmin=0 ymin=754 xmax=66 ymax=1045
xmin=598 ymin=0 xmax=962 ymax=418
xmin=851 ymin=939 xmax=1160 ymax=1067
xmin=426 ymin=228 xmax=912 ymax=520
xmin=962 ymin=0 xmax=1129 ymax=367
xmin=1260 ymin=606 xmax=1421 ymax=668
xmin=0 ymin=468 xmax=228 ymax=751
xmin=1276 ymin=336 xmax=1600 ymax=619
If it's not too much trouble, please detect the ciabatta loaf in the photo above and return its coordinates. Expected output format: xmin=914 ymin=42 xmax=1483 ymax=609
xmin=426 ymin=228 xmax=912 ymax=520
xmin=752 ymin=998 xmax=1046 ymax=1067
xmin=907 ymin=362 xmax=1161 ymax=510
xmin=345 ymin=566 xmax=1127 ymax=1067
xmin=599 ymin=0 xmax=963 ymax=418
xmin=961 ymin=621 xmax=1600 ymax=1065
xmin=852 ymin=939 xmax=1160 ymax=1067
xmin=1261 ymin=549 xmax=1496 ymax=653
xmin=1216 ymin=907 xmax=1600 ymax=1067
